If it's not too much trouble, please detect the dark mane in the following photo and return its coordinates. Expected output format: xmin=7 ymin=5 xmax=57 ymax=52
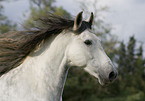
xmin=0 ymin=14 xmax=91 ymax=76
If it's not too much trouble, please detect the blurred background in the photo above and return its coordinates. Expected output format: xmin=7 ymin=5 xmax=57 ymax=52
xmin=0 ymin=0 xmax=145 ymax=101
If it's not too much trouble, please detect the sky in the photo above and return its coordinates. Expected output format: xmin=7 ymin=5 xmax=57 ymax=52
xmin=1 ymin=0 xmax=145 ymax=55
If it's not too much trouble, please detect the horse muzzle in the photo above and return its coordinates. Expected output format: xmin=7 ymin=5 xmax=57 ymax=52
xmin=98 ymin=63 xmax=118 ymax=85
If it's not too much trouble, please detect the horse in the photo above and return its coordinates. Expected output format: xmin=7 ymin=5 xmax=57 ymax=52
xmin=0 ymin=11 xmax=117 ymax=101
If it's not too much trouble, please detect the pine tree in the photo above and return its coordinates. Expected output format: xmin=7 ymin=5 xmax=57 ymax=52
xmin=126 ymin=36 xmax=136 ymax=74
xmin=117 ymin=36 xmax=145 ymax=98
xmin=137 ymin=45 xmax=143 ymax=58
xmin=118 ymin=41 xmax=127 ymax=76
xmin=136 ymin=45 xmax=144 ymax=76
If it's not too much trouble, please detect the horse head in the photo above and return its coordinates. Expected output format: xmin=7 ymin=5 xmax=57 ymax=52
xmin=67 ymin=12 xmax=118 ymax=85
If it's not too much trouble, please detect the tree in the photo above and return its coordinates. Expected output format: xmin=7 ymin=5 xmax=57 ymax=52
xmin=126 ymin=36 xmax=136 ymax=74
xmin=0 ymin=0 xmax=17 ymax=33
xmin=118 ymin=41 xmax=127 ymax=76
xmin=23 ymin=0 xmax=70 ymax=29
xmin=116 ymin=36 xmax=145 ymax=99
xmin=136 ymin=45 xmax=144 ymax=77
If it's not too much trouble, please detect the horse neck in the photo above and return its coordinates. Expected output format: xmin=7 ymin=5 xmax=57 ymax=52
xmin=27 ymin=32 xmax=72 ymax=101
xmin=3 ymin=32 xmax=72 ymax=101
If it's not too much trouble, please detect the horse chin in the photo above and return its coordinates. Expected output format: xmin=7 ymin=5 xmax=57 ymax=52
xmin=97 ymin=74 xmax=111 ymax=86
xmin=97 ymin=77 xmax=105 ymax=86
xmin=93 ymin=73 xmax=106 ymax=86
xmin=84 ymin=67 xmax=107 ymax=86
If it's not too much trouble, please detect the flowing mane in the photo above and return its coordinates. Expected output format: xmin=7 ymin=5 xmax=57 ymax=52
xmin=0 ymin=14 xmax=91 ymax=76
xmin=0 ymin=14 xmax=74 ymax=76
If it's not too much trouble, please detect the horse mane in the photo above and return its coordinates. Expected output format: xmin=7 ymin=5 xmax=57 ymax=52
xmin=0 ymin=14 xmax=75 ymax=76
xmin=0 ymin=13 xmax=91 ymax=76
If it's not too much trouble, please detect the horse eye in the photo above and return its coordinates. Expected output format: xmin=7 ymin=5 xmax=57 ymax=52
xmin=84 ymin=40 xmax=92 ymax=45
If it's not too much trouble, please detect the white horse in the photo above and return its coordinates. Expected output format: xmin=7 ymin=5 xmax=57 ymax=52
xmin=0 ymin=12 xmax=117 ymax=101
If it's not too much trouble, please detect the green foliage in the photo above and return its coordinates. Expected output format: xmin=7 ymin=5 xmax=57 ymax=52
xmin=54 ymin=7 xmax=70 ymax=17
xmin=0 ymin=0 xmax=17 ymax=33
xmin=126 ymin=91 xmax=145 ymax=101
xmin=126 ymin=36 xmax=136 ymax=73
xmin=23 ymin=0 xmax=70 ymax=29
xmin=115 ymin=36 xmax=145 ymax=100
xmin=118 ymin=42 xmax=127 ymax=75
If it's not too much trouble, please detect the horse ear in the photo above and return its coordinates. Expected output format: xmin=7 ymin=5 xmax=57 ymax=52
xmin=87 ymin=12 xmax=94 ymax=28
xmin=73 ymin=11 xmax=83 ymax=31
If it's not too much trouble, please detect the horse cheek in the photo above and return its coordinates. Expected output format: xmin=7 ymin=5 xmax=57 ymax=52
xmin=67 ymin=47 xmax=87 ymax=67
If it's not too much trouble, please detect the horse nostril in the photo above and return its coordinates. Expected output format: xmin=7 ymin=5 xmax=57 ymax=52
xmin=109 ymin=71 xmax=117 ymax=82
